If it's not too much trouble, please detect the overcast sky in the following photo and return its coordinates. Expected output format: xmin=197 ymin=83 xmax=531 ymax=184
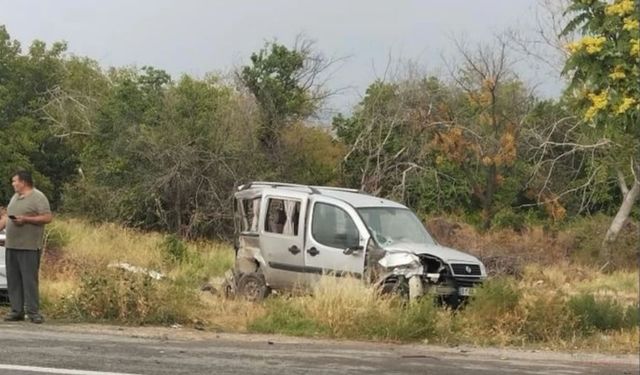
xmin=1 ymin=0 xmax=563 ymax=115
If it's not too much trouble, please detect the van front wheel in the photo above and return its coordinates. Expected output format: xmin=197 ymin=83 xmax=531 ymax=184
xmin=237 ymin=273 xmax=270 ymax=302
xmin=379 ymin=278 xmax=409 ymax=299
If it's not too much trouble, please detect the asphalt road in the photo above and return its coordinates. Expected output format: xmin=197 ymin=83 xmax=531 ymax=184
xmin=0 ymin=323 xmax=637 ymax=375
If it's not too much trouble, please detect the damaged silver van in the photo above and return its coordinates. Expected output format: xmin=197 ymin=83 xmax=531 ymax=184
xmin=224 ymin=182 xmax=486 ymax=303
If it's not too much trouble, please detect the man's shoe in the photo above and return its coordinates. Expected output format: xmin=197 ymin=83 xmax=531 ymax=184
xmin=3 ymin=312 xmax=25 ymax=322
xmin=29 ymin=314 xmax=44 ymax=324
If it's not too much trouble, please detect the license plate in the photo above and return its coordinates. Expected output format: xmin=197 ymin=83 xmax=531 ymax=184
xmin=458 ymin=287 xmax=475 ymax=296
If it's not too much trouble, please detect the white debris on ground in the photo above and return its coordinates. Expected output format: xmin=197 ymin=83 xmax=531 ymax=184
xmin=107 ymin=262 xmax=165 ymax=280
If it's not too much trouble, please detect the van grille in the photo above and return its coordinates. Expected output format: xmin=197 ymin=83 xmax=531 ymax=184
xmin=450 ymin=263 xmax=481 ymax=276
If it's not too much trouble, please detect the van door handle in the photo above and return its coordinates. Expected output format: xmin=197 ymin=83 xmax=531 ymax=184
xmin=288 ymin=245 xmax=301 ymax=255
xmin=307 ymin=247 xmax=320 ymax=256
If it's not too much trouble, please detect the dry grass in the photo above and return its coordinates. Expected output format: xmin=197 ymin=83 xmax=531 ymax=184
xmin=39 ymin=218 xmax=233 ymax=324
xmin=520 ymin=264 xmax=639 ymax=306
xmin=25 ymin=217 xmax=638 ymax=354
xmin=427 ymin=218 xmax=574 ymax=264
xmin=49 ymin=219 xmax=164 ymax=267
xmin=573 ymin=271 xmax=639 ymax=305
xmin=572 ymin=328 xmax=640 ymax=354
xmin=43 ymin=218 xmax=233 ymax=279
xmin=40 ymin=279 xmax=76 ymax=301
xmin=297 ymin=277 xmax=397 ymax=338
xmin=303 ymin=278 xmax=383 ymax=327
xmin=199 ymin=294 xmax=266 ymax=332
xmin=426 ymin=215 xmax=639 ymax=272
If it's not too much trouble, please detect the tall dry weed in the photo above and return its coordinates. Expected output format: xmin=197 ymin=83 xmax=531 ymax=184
xmin=301 ymin=276 xmax=390 ymax=338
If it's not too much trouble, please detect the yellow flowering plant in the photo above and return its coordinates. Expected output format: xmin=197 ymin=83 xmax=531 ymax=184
xmin=562 ymin=0 xmax=639 ymax=245
xmin=604 ymin=0 xmax=636 ymax=16
xmin=608 ymin=66 xmax=626 ymax=80
xmin=623 ymin=17 xmax=639 ymax=31
xmin=562 ymin=0 xmax=639 ymax=129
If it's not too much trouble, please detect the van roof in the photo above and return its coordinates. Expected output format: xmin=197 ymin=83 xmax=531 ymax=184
xmin=315 ymin=188 xmax=406 ymax=208
xmin=236 ymin=182 xmax=406 ymax=209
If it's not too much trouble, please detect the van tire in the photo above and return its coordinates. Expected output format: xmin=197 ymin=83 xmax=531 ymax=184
xmin=379 ymin=278 xmax=409 ymax=299
xmin=237 ymin=272 xmax=270 ymax=302
xmin=440 ymin=294 xmax=467 ymax=309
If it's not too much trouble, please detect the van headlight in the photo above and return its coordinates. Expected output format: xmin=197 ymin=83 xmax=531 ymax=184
xmin=378 ymin=252 xmax=423 ymax=278
xmin=480 ymin=262 xmax=487 ymax=277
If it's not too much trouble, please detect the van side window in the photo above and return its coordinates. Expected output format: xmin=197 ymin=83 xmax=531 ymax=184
xmin=311 ymin=203 xmax=359 ymax=249
xmin=240 ymin=198 xmax=261 ymax=232
xmin=265 ymin=198 xmax=300 ymax=236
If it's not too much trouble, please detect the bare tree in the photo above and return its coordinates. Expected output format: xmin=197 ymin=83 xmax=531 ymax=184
xmin=442 ymin=37 xmax=535 ymax=229
xmin=505 ymin=0 xmax=575 ymax=81
xmin=337 ymin=60 xmax=444 ymax=199
xmin=522 ymin=113 xmax=612 ymax=216
xmin=41 ymin=85 xmax=99 ymax=139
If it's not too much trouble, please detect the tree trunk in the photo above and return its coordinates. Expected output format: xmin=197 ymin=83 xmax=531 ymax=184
xmin=603 ymin=178 xmax=639 ymax=245
xmin=482 ymin=164 xmax=497 ymax=231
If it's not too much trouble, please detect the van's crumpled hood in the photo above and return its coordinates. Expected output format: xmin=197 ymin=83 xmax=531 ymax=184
xmin=382 ymin=241 xmax=481 ymax=264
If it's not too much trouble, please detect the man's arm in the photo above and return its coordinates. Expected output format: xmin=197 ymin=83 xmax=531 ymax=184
xmin=14 ymin=213 xmax=53 ymax=225
xmin=0 ymin=215 xmax=6 ymax=231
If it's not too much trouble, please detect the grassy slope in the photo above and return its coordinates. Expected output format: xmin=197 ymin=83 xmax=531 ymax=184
xmin=2 ymin=217 xmax=635 ymax=353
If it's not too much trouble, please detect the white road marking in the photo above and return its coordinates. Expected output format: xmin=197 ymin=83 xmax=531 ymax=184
xmin=0 ymin=364 xmax=141 ymax=375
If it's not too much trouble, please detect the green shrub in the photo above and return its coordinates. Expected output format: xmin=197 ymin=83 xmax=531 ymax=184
xmin=339 ymin=296 xmax=439 ymax=341
xmin=388 ymin=297 xmax=438 ymax=340
xmin=492 ymin=208 xmax=526 ymax=232
xmin=461 ymin=277 xmax=521 ymax=336
xmin=568 ymin=293 xmax=635 ymax=332
xmin=60 ymin=267 xmax=196 ymax=325
xmin=251 ymin=294 xmax=438 ymax=342
xmin=160 ymin=234 xmax=189 ymax=264
xmin=466 ymin=278 xmax=520 ymax=317
xmin=623 ymin=304 xmax=640 ymax=328
xmin=44 ymin=224 xmax=70 ymax=250
xmin=175 ymin=247 xmax=233 ymax=286
xmin=249 ymin=299 xmax=329 ymax=336
xmin=521 ymin=291 xmax=577 ymax=342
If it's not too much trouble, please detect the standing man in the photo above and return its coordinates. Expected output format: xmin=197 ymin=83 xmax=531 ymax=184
xmin=0 ymin=171 xmax=52 ymax=324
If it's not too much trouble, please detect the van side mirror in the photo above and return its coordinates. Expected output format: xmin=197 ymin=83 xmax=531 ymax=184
xmin=343 ymin=245 xmax=364 ymax=255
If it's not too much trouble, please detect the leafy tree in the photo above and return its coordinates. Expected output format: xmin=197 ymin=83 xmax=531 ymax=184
xmin=0 ymin=25 xmax=77 ymax=207
xmin=59 ymin=67 xmax=162 ymax=224
xmin=133 ymin=75 xmax=259 ymax=237
xmin=561 ymin=0 xmax=640 ymax=243
xmin=280 ymin=122 xmax=345 ymax=185
xmin=239 ymin=39 xmax=330 ymax=153
xmin=62 ymin=68 xmax=263 ymax=238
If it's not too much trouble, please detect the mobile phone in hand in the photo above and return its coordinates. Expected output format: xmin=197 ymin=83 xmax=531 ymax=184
xmin=8 ymin=215 xmax=16 ymax=220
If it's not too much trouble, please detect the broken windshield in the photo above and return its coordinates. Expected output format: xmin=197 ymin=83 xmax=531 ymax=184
xmin=357 ymin=207 xmax=435 ymax=247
